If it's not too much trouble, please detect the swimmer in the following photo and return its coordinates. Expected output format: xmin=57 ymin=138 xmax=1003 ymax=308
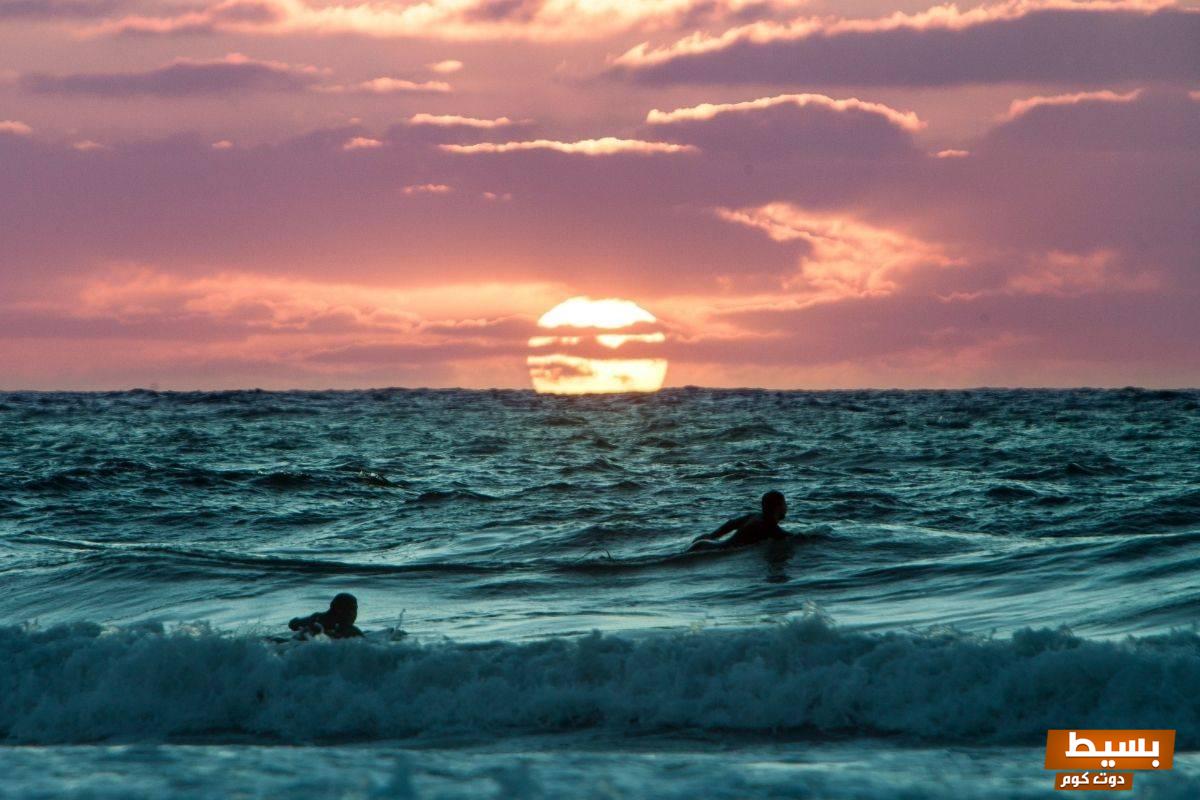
xmin=288 ymin=592 xmax=363 ymax=639
xmin=690 ymin=490 xmax=790 ymax=551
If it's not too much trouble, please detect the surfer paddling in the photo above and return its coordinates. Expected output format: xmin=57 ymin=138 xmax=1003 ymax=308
xmin=690 ymin=490 xmax=790 ymax=551
xmin=288 ymin=592 xmax=363 ymax=639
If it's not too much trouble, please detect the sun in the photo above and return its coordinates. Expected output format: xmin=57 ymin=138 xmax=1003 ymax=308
xmin=528 ymin=297 xmax=668 ymax=394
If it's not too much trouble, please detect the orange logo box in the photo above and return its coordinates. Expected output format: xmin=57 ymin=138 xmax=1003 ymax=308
xmin=1054 ymin=772 xmax=1133 ymax=791
xmin=1045 ymin=730 xmax=1175 ymax=771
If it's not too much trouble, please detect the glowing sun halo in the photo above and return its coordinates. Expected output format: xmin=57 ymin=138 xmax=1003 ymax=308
xmin=528 ymin=297 xmax=668 ymax=394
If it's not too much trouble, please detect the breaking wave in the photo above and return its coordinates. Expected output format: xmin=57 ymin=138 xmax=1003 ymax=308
xmin=3 ymin=617 xmax=1198 ymax=746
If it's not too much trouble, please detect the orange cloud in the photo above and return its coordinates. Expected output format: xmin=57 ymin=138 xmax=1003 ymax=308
xmin=716 ymin=204 xmax=959 ymax=302
xmin=91 ymin=0 xmax=810 ymax=41
xmin=342 ymin=136 xmax=383 ymax=150
xmin=54 ymin=268 xmax=565 ymax=329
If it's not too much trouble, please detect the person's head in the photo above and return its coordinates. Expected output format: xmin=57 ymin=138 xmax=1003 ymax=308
xmin=328 ymin=593 xmax=358 ymax=625
xmin=761 ymin=490 xmax=787 ymax=522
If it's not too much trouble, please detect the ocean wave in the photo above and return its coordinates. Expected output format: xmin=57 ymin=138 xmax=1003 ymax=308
xmin=3 ymin=618 xmax=1198 ymax=746
xmin=410 ymin=489 xmax=498 ymax=504
xmin=13 ymin=461 xmax=407 ymax=494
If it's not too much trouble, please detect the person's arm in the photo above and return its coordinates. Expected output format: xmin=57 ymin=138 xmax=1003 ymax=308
xmin=692 ymin=515 xmax=747 ymax=545
xmin=288 ymin=612 xmax=323 ymax=637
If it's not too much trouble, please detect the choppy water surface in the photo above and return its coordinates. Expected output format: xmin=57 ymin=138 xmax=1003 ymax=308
xmin=2 ymin=388 xmax=1198 ymax=797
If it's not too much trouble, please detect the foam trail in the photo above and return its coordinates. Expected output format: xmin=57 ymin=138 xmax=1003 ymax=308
xmin=3 ymin=618 xmax=1199 ymax=745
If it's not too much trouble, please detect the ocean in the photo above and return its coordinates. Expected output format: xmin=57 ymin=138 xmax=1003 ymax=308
xmin=2 ymin=388 xmax=1199 ymax=798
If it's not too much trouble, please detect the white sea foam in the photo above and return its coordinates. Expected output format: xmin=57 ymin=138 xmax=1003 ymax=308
xmin=3 ymin=617 xmax=1198 ymax=746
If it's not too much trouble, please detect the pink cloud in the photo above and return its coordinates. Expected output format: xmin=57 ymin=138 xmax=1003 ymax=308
xmin=716 ymin=203 xmax=960 ymax=302
xmin=981 ymin=88 xmax=1200 ymax=151
xmin=19 ymin=53 xmax=325 ymax=96
xmin=427 ymin=60 xmax=464 ymax=74
xmin=402 ymin=183 xmax=453 ymax=194
xmin=1 ymin=79 xmax=1196 ymax=389
xmin=643 ymin=92 xmax=923 ymax=158
xmin=440 ymin=137 xmax=699 ymax=155
xmin=0 ymin=0 xmax=126 ymax=19
xmin=410 ymin=113 xmax=514 ymax=129
xmin=0 ymin=266 xmax=567 ymax=388
xmin=0 ymin=120 xmax=33 ymax=135
xmin=320 ymin=77 xmax=452 ymax=94
xmin=1003 ymin=89 xmax=1142 ymax=120
xmin=613 ymin=3 xmax=1200 ymax=86
xmin=1005 ymin=249 xmax=1161 ymax=297
xmin=89 ymin=0 xmax=810 ymax=42
xmin=342 ymin=136 xmax=383 ymax=150
xmin=647 ymin=93 xmax=925 ymax=131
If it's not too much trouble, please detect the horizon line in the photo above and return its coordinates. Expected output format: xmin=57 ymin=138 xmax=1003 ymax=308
xmin=3 ymin=385 xmax=1198 ymax=394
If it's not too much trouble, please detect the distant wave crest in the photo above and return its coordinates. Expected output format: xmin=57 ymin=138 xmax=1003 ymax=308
xmin=3 ymin=618 xmax=1198 ymax=746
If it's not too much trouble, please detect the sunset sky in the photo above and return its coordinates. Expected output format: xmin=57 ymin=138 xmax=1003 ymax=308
xmin=1 ymin=0 xmax=1197 ymax=390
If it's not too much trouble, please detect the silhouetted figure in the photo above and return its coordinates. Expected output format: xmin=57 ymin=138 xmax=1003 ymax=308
xmin=288 ymin=592 xmax=363 ymax=639
xmin=690 ymin=491 xmax=789 ymax=551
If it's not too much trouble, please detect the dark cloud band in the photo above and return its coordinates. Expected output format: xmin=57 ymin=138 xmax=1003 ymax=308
xmin=615 ymin=8 xmax=1200 ymax=86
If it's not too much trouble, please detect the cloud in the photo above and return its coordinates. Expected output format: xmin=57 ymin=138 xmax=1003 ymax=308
xmin=647 ymin=93 xmax=924 ymax=131
xmin=342 ymin=136 xmax=383 ymax=150
xmin=644 ymin=93 xmax=922 ymax=158
xmin=1002 ymin=89 xmax=1142 ymax=120
xmin=89 ymin=0 xmax=287 ymax=35
xmin=402 ymin=183 xmax=452 ymax=194
xmin=428 ymin=59 xmax=464 ymax=74
xmin=1 ymin=76 xmax=1196 ymax=389
xmin=0 ymin=0 xmax=124 ymax=18
xmin=716 ymin=203 xmax=960 ymax=301
xmin=19 ymin=54 xmax=456 ymax=100
xmin=982 ymin=88 xmax=1200 ymax=151
xmin=90 ymin=0 xmax=811 ymax=42
xmin=440 ymin=137 xmax=699 ymax=155
xmin=409 ymin=113 xmax=514 ymax=129
xmin=1005 ymin=249 xmax=1160 ymax=297
xmin=613 ymin=4 xmax=1200 ymax=86
xmin=320 ymin=77 xmax=451 ymax=94
xmin=20 ymin=53 xmax=324 ymax=96
xmin=0 ymin=264 xmax=559 ymax=388
xmin=696 ymin=283 xmax=1200 ymax=388
xmin=0 ymin=120 xmax=33 ymax=135
xmin=390 ymin=114 xmax=533 ymax=147
xmin=0 ymin=122 xmax=786 ymax=297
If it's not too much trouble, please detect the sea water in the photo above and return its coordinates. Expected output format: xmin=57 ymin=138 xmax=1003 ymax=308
xmin=1 ymin=388 xmax=1198 ymax=797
